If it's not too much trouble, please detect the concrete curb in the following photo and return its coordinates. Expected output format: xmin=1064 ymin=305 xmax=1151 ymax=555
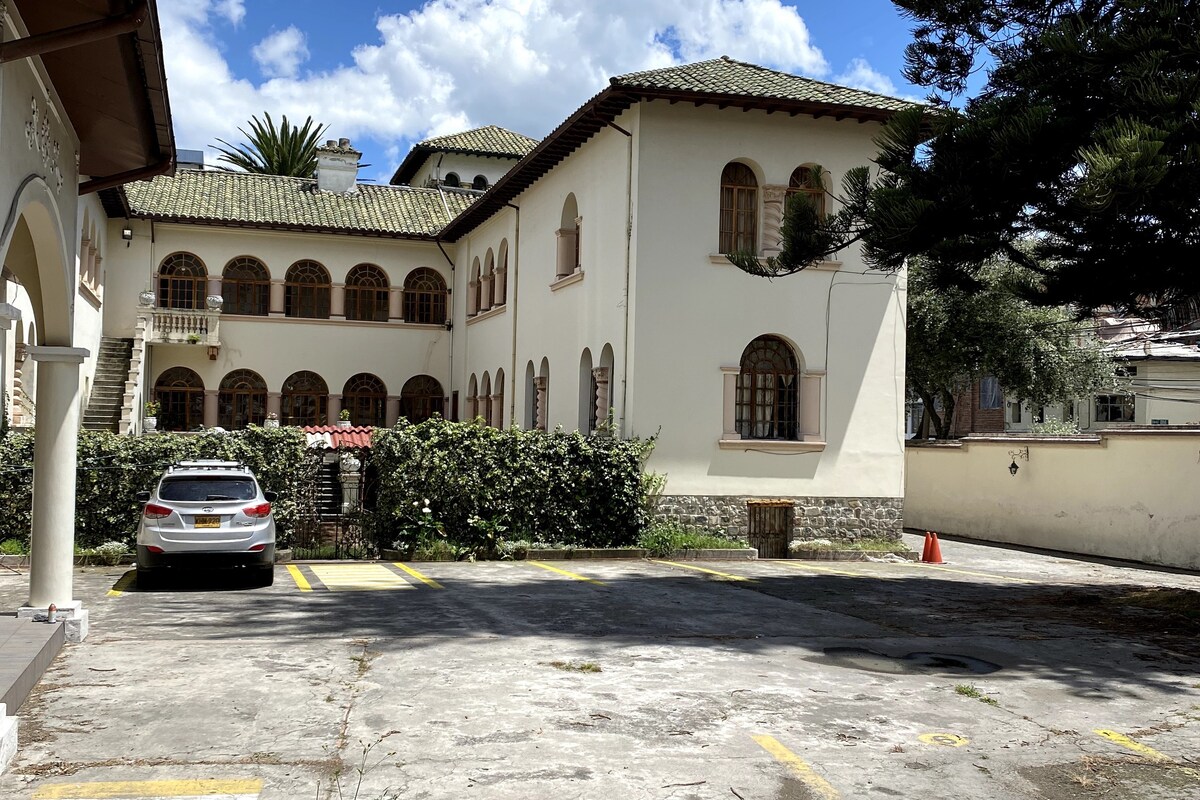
xmin=526 ymin=548 xmax=647 ymax=560
xmin=788 ymin=550 xmax=918 ymax=562
xmin=663 ymin=549 xmax=759 ymax=560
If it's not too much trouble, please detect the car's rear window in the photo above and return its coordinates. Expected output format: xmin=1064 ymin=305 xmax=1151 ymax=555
xmin=158 ymin=477 xmax=258 ymax=502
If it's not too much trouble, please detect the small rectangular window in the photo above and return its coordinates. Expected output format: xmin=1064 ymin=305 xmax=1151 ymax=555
xmin=979 ymin=377 xmax=1002 ymax=409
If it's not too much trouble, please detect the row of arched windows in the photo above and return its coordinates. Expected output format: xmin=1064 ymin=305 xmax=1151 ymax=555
xmin=719 ymin=163 xmax=827 ymax=255
xmin=152 ymin=368 xmax=445 ymax=431
xmin=468 ymin=240 xmax=509 ymax=316
xmin=443 ymin=172 xmax=489 ymax=190
xmin=156 ymin=253 xmax=448 ymax=324
xmin=465 ymin=369 xmax=506 ymax=428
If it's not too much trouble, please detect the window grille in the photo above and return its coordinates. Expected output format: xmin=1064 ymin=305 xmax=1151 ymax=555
xmin=281 ymin=370 xmax=328 ymax=426
xmin=221 ymin=257 xmax=270 ymax=316
xmin=344 ymin=264 xmax=390 ymax=322
xmin=400 ymin=375 xmax=444 ymax=422
xmin=403 ymin=268 xmax=447 ymax=324
xmin=719 ymin=163 xmax=758 ymax=255
xmin=218 ymin=369 xmax=267 ymax=429
xmin=285 ymin=260 xmax=331 ymax=319
xmin=785 ymin=166 xmax=826 ymax=220
xmin=155 ymin=367 xmax=205 ymax=431
xmin=157 ymin=252 xmax=207 ymax=310
xmin=342 ymin=373 xmax=387 ymax=426
xmin=736 ymin=335 xmax=799 ymax=440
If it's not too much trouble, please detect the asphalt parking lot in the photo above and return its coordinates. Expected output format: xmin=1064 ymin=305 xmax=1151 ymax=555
xmin=2 ymin=533 xmax=1200 ymax=799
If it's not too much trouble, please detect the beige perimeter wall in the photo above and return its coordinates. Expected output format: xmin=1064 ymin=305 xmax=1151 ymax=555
xmin=905 ymin=433 xmax=1200 ymax=570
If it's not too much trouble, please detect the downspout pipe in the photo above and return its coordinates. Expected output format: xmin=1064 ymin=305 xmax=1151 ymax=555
xmin=0 ymin=0 xmax=149 ymax=64
xmin=603 ymin=118 xmax=634 ymax=438
xmin=506 ymin=202 xmax=520 ymax=425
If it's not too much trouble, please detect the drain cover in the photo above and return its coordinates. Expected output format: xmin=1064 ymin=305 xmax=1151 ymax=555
xmin=818 ymin=647 xmax=1001 ymax=675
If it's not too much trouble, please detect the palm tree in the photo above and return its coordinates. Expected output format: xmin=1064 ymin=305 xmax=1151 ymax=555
xmin=212 ymin=113 xmax=328 ymax=177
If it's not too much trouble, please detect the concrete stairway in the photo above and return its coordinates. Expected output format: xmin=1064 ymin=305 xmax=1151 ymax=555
xmin=82 ymin=337 xmax=133 ymax=432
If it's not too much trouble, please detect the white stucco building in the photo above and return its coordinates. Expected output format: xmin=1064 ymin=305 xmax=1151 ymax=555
xmin=11 ymin=56 xmax=913 ymax=543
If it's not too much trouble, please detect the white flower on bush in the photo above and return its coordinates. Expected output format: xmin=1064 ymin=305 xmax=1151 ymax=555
xmin=94 ymin=541 xmax=129 ymax=565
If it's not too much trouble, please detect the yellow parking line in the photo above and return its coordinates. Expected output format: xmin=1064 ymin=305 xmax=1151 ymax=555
xmin=34 ymin=777 xmax=262 ymax=798
xmin=310 ymin=563 xmax=413 ymax=591
xmin=286 ymin=564 xmax=312 ymax=592
xmin=752 ymin=734 xmax=839 ymax=799
xmin=1094 ymin=729 xmax=1200 ymax=779
xmin=392 ymin=561 xmax=444 ymax=589
xmin=107 ymin=571 xmax=136 ymax=597
xmin=650 ymin=560 xmax=752 ymax=582
xmin=769 ymin=560 xmax=874 ymax=579
xmin=919 ymin=564 xmax=1036 ymax=584
xmin=527 ymin=560 xmax=606 ymax=585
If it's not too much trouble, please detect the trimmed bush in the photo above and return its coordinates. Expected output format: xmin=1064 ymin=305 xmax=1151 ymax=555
xmin=370 ymin=418 xmax=654 ymax=552
xmin=0 ymin=427 xmax=316 ymax=549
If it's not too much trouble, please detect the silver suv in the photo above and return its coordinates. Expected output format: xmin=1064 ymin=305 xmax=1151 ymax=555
xmin=136 ymin=460 xmax=276 ymax=587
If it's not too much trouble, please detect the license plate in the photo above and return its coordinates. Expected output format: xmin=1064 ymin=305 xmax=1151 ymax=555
xmin=194 ymin=516 xmax=221 ymax=528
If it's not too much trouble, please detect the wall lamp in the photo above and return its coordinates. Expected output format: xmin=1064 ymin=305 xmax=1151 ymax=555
xmin=121 ymin=226 xmax=133 ymax=246
xmin=444 ymin=319 xmax=453 ymax=331
xmin=1008 ymin=446 xmax=1029 ymax=476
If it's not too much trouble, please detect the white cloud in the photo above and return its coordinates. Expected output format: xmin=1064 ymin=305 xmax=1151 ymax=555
xmin=213 ymin=0 xmax=245 ymax=26
xmin=159 ymin=0 xmax=830 ymax=179
xmin=834 ymin=57 xmax=899 ymax=97
xmin=252 ymin=26 xmax=310 ymax=79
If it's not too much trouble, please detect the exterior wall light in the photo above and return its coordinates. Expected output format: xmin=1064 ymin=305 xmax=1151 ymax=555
xmin=121 ymin=226 xmax=133 ymax=246
xmin=1007 ymin=446 xmax=1029 ymax=476
xmin=444 ymin=319 xmax=453 ymax=331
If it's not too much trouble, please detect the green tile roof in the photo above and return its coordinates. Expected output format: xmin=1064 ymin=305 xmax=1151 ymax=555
xmin=123 ymin=170 xmax=478 ymax=237
xmin=612 ymin=56 xmax=915 ymax=113
xmin=416 ymin=125 xmax=538 ymax=158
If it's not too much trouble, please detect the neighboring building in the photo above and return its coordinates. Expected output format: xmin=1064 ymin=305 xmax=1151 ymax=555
xmin=11 ymin=56 xmax=913 ymax=540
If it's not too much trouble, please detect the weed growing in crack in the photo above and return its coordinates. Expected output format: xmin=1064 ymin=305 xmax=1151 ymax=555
xmin=955 ymin=684 xmax=999 ymax=706
xmin=545 ymin=660 xmax=602 ymax=673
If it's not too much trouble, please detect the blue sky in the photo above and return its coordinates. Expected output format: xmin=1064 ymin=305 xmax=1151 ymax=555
xmin=161 ymin=0 xmax=929 ymax=183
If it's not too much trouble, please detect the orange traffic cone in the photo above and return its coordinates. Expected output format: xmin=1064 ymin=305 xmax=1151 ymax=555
xmin=921 ymin=531 xmax=944 ymax=564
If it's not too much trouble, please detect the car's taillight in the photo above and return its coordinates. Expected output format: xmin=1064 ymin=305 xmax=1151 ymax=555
xmin=146 ymin=545 xmax=164 ymax=554
xmin=249 ymin=544 xmax=266 ymax=552
xmin=243 ymin=502 xmax=271 ymax=518
xmin=143 ymin=503 xmax=172 ymax=519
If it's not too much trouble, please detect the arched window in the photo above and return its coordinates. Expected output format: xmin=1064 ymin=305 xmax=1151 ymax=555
xmin=218 ymin=369 xmax=267 ymax=429
xmin=468 ymin=258 xmax=481 ymax=317
xmin=443 ymin=172 xmax=460 ymax=188
xmin=281 ymin=370 xmax=328 ymax=426
xmin=481 ymin=249 xmax=494 ymax=312
xmin=399 ymin=375 xmax=444 ymax=423
xmin=472 ymin=175 xmax=489 ymax=190
xmin=480 ymin=372 xmax=492 ymax=428
xmin=157 ymin=252 xmax=207 ymax=310
xmin=736 ymin=336 xmax=799 ymax=440
xmin=578 ymin=348 xmax=595 ymax=433
xmin=786 ymin=166 xmax=826 ymax=220
xmin=154 ymin=367 xmax=204 ymax=431
xmin=494 ymin=240 xmax=508 ymax=307
xmin=344 ymin=264 xmax=389 ymax=322
xmin=342 ymin=373 xmax=387 ymax=427
xmin=467 ymin=374 xmax=479 ymax=420
xmin=556 ymin=194 xmax=581 ymax=278
xmin=222 ymin=257 xmax=270 ymax=316
xmin=719 ymin=162 xmax=758 ymax=255
xmin=493 ymin=369 xmax=505 ymax=428
xmin=285 ymin=260 xmax=331 ymax=319
xmin=403 ymin=268 xmax=447 ymax=325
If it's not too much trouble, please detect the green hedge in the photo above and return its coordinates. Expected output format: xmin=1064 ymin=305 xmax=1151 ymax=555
xmin=370 ymin=419 xmax=654 ymax=551
xmin=0 ymin=427 xmax=316 ymax=549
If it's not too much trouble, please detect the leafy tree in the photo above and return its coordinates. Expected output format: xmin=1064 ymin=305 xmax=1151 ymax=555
xmin=213 ymin=113 xmax=328 ymax=178
xmin=736 ymin=1 xmax=1200 ymax=315
xmin=907 ymin=257 xmax=1118 ymax=438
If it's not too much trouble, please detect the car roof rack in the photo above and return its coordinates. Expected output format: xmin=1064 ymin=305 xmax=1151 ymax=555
xmin=167 ymin=460 xmax=249 ymax=473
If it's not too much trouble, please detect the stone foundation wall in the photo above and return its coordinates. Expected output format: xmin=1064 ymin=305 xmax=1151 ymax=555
xmin=654 ymin=495 xmax=904 ymax=542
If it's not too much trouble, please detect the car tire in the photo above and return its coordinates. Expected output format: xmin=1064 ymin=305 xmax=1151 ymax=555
xmin=256 ymin=565 xmax=275 ymax=587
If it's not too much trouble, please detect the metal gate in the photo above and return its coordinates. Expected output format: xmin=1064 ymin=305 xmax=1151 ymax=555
xmin=747 ymin=499 xmax=794 ymax=558
xmin=291 ymin=449 xmax=375 ymax=559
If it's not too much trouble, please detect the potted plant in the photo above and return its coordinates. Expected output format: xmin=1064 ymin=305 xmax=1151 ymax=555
xmin=186 ymin=333 xmax=201 ymax=344
xmin=336 ymin=409 xmax=353 ymax=428
xmin=144 ymin=400 xmax=160 ymax=432
xmin=264 ymin=411 xmax=279 ymax=429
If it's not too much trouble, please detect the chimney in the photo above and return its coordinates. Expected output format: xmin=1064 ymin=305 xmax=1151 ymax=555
xmin=315 ymin=138 xmax=361 ymax=194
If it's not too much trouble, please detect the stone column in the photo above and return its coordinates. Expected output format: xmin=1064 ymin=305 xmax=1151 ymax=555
xmin=479 ymin=274 xmax=493 ymax=312
xmin=555 ymin=229 xmax=576 ymax=278
xmin=494 ymin=269 xmax=506 ymax=305
xmin=761 ymin=185 xmax=787 ymax=257
xmin=534 ymin=376 xmax=548 ymax=431
xmin=267 ymin=391 xmax=282 ymax=420
xmin=479 ymin=395 xmax=491 ymax=426
xmin=269 ymin=281 xmax=285 ymax=316
xmin=0 ymin=304 xmax=20 ymax=426
xmin=721 ymin=367 xmax=740 ymax=439
xmin=490 ymin=393 xmax=503 ymax=428
xmin=801 ymin=372 xmax=823 ymax=441
xmin=592 ymin=367 xmax=610 ymax=431
xmin=327 ymin=394 xmax=341 ymax=425
xmin=23 ymin=347 xmax=88 ymax=634
xmin=330 ymin=284 xmax=346 ymax=318
xmin=207 ymin=275 xmax=223 ymax=301
xmin=389 ymin=288 xmax=403 ymax=321
xmin=467 ymin=280 xmax=479 ymax=316
xmin=385 ymin=396 xmax=400 ymax=427
xmin=203 ymin=389 xmax=219 ymax=429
